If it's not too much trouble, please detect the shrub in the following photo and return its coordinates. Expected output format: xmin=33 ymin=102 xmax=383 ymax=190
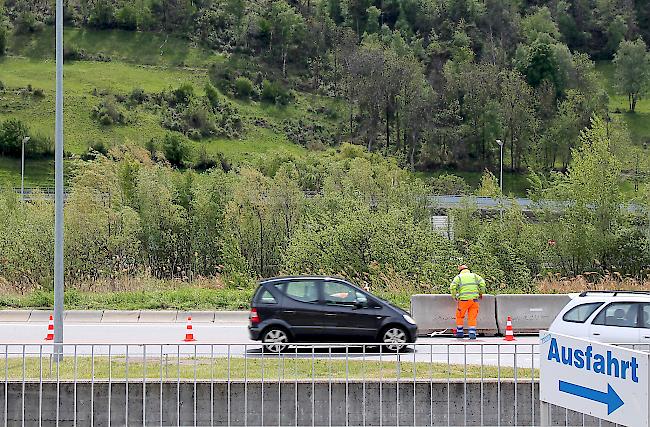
xmin=0 ymin=81 xmax=5 ymax=90
xmin=33 ymin=88 xmax=45 ymax=98
xmin=0 ymin=119 xmax=30 ymax=157
xmin=172 ymin=84 xmax=194 ymax=106
xmin=129 ymin=88 xmax=147 ymax=104
xmin=204 ymin=83 xmax=221 ymax=108
xmin=0 ymin=27 xmax=6 ymax=57
xmin=116 ymin=4 xmax=138 ymax=30
xmin=162 ymin=134 xmax=191 ymax=167
xmin=234 ymin=77 xmax=254 ymax=99
xmin=261 ymin=79 xmax=291 ymax=105
xmin=430 ymin=174 xmax=470 ymax=195
xmin=194 ymin=146 xmax=218 ymax=171
xmin=91 ymin=97 xmax=126 ymax=125
xmin=63 ymin=44 xmax=85 ymax=61
xmin=15 ymin=12 xmax=44 ymax=34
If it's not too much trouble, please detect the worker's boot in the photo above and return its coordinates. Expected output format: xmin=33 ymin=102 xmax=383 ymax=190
xmin=455 ymin=326 xmax=464 ymax=338
xmin=468 ymin=327 xmax=477 ymax=340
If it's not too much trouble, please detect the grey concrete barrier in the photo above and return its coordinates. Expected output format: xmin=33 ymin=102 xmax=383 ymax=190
xmin=64 ymin=310 xmax=103 ymax=323
xmin=28 ymin=310 xmax=52 ymax=322
xmin=0 ymin=310 xmax=32 ymax=322
xmin=495 ymin=294 xmax=570 ymax=334
xmin=213 ymin=311 xmax=249 ymax=323
xmin=177 ymin=311 xmax=216 ymax=323
xmin=0 ymin=380 xmax=612 ymax=426
xmin=101 ymin=310 xmax=140 ymax=323
xmin=410 ymin=294 xmax=498 ymax=336
xmin=138 ymin=311 xmax=178 ymax=323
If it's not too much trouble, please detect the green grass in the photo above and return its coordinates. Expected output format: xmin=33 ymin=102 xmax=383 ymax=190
xmin=0 ymin=356 xmax=535 ymax=381
xmin=9 ymin=27 xmax=216 ymax=68
xmin=0 ymin=157 xmax=56 ymax=187
xmin=0 ymin=287 xmax=256 ymax=311
xmin=596 ymin=61 xmax=650 ymax=145
xmin=0 ymin=287 xmax=414 ymax=311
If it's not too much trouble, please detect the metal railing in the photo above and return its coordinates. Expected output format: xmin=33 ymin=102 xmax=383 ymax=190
xmin=0 ymin=341 xmax=621 ymax=426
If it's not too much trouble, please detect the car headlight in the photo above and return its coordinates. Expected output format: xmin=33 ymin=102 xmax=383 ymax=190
xmin=403 ymin=314 xmax=416 ymax=325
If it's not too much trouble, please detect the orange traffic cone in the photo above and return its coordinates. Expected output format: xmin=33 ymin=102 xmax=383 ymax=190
xmin=183 ymin=316 xmax=196 ymax=342
xmin=504 ymin=316 xmax=515 ymax=341
xmin=44 ymin=315 xmax=54 ymax=341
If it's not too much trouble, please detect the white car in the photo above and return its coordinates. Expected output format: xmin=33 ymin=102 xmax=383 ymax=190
xmin=549 ymin=291 xmax=650 ymax=344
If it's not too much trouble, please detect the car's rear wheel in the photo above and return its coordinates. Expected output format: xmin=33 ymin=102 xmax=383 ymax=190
xmin=381 ymin=326 xmax=409 ymax=352
xmin=262 ymin=327 xmax=290 ymax=353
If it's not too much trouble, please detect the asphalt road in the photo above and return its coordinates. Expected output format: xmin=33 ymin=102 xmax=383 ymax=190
xmin=0 ymin=321 xmax=540 ymax=368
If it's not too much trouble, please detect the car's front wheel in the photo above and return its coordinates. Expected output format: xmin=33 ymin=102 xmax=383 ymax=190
xmin=381 ymin=326 xmax=409 ymax=352
xmin=262 ymin=327 xmax=290 ymax=353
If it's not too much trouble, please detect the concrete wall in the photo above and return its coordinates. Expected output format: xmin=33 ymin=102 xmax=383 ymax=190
xmin=411 ymin=294 xmax=571 ymax=336
xmin=496 ymin=294 xmax=571 ymax=334
xmin=411 ymin=294 xmax=498 ymax=336
xmin=0 ymin=380 xmax=614 ymax=426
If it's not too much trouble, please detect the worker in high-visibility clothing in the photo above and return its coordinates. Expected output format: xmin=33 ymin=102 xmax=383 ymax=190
xmin=450 ymin=265 xmax=486 ymax=339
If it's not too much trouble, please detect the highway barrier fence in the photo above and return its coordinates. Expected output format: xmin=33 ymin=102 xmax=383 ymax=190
xmin=0 ymin=342 xmax=635 ymax=426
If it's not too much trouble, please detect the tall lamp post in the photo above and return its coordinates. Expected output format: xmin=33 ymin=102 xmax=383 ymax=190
xmin=54 ymin=0 xmax=64 ymax=360
xmin=21 ymin=136 xmax=30 ymax=202
xmin=496 ymin=139 xmax=504 ymax=194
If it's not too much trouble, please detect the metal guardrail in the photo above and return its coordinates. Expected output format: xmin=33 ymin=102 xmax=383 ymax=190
xmin=0 ymin=342 xmax=541 ymax=426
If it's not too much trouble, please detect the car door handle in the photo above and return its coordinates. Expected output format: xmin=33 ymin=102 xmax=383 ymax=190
xmin=325 ymin=313 xmax=337 ymax=316
xmin=284 ymin=310 xmax=295 ymax=314
xmin=592 ymin=333 xmax=600 ymax=336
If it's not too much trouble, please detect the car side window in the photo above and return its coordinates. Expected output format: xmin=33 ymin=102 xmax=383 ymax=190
xmin=323 ymin=281 xmax=361 ymax=305
xmin=258 ymin=289 xmax=277 ymax=304
xmin=562 ymin=302 xmax=603 ymax=323
xmin=642 ymin=304 xmax=650 ymax=329
xmin=284 ymin=280 xmax=319 ymax=303
xmin=592 ymin=302 xmax=639 ymax=328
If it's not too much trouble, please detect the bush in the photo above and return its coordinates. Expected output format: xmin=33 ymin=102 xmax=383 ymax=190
xmin=64 ymin=44 xmax=85 ymax=61
xmin=194 ymin=146 xmax=218 ymax=171
xmin=162 ymin=134 xmax=191 ymax=167
xmin=172 ymin=84 xmax=194 ymax=106
xmin=33 ymin=88 xmax=45 ymax=98
xmin=129 ymin=88 xmax=147 ymax=104
xmin=88 ymin=0 xmax=116 ymax=29
xmin=91 ymin=97 xmax=126 ymax=125
xmin=15 ymin=12 xmax=44 ymax=34
xmin=430 ymin=174 xmax=470 ymax=195
xmin=0 ymin=27 xmax=6 ymax=57
xmin=204 ymin=83 xmax=221 ymax=108
xmin=116 ymin=4 xmax=138 ymax=30
xmin=234 ymin=77 xmax=254 ymax=99
xmin=0 ymin=119 xmax=29 ymax=157
xmin=261 ymin=79 xmax=291 ymax=105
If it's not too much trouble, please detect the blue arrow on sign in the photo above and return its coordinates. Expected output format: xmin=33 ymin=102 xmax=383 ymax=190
xmin=559 ymin=380 xmax=624 ymax=415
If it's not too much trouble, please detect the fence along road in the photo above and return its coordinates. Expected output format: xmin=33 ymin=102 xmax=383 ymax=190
xmin=1 ymin=341 xmax=638 ymax=426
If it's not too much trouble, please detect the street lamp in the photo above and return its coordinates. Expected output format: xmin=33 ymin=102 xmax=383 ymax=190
xmin=21 ymin=136 xmax=30 ymax=202
xmin=496 ymin=139 xmax=503 ymax=194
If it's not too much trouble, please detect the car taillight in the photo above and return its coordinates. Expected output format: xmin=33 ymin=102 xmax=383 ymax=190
xmin=250 ymin=308 xmax=260 ymax=325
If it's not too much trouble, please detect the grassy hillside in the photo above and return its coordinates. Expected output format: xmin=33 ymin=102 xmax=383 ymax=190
xmin=0 ymin=29 xmax=346 ymax=187
xmin=596 ymin=61 xmax=650 ymax=145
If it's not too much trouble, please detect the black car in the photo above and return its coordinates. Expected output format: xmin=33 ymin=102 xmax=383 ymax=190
xmin=248 ymin=276 xmax=418 ymax=351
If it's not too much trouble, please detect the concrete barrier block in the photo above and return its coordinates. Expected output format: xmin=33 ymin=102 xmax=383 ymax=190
xmin=177 ymin=311 xmax=215 ymax=323
xmin=64 ymin=310 xmax=103 ymax=323
xmin=410 ymin=294 xmax=498 ymax=336
xmin=138 ymin=311 xmax=178 ymax=323
xmin=0 ymin=310 xmax=32 ymax=322
xmin=101 ymin=310 xmax=140 ymax=323
xmin=28 ymin=310 xmax=52 ymax=322
xmin=213 ymin=311 xmax=249 ymax=323
xmin=495 ymin=294 xmax=570 ymax=334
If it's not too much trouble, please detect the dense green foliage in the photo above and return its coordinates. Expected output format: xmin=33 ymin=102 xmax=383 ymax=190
xmin=3 ymin=0 xmax=650 ymax=174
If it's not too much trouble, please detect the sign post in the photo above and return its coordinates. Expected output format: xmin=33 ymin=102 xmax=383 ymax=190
xmin=539 ymin=331 xmax=649 ymax=427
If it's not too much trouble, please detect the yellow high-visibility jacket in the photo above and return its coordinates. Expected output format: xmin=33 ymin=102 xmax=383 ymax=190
xmin=450 ymin=270 xmax=486 ymax=300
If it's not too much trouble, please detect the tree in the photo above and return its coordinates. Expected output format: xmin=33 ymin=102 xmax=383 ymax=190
xmin=267 ymin=1 xmax=306 ymax=76
xmin=614 ymin=38 xmax=650 ymax=112
xmin=88 ymin=0 xmax=116 ymax=29
xmin=162 ymin=134 xmax=191 ymax=167
xmin=0 ymin=6 xmax=6 ymax=57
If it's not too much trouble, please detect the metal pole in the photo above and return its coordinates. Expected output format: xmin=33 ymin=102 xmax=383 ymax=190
xmin=54 ymin=0 xmax=64 ymax=361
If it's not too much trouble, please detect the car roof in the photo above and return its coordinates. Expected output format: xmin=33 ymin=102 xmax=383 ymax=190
xmin=258 ymin=275 xmax=349 ymax=284
xmin=570 ymin=291 xmax=650 ymax=303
